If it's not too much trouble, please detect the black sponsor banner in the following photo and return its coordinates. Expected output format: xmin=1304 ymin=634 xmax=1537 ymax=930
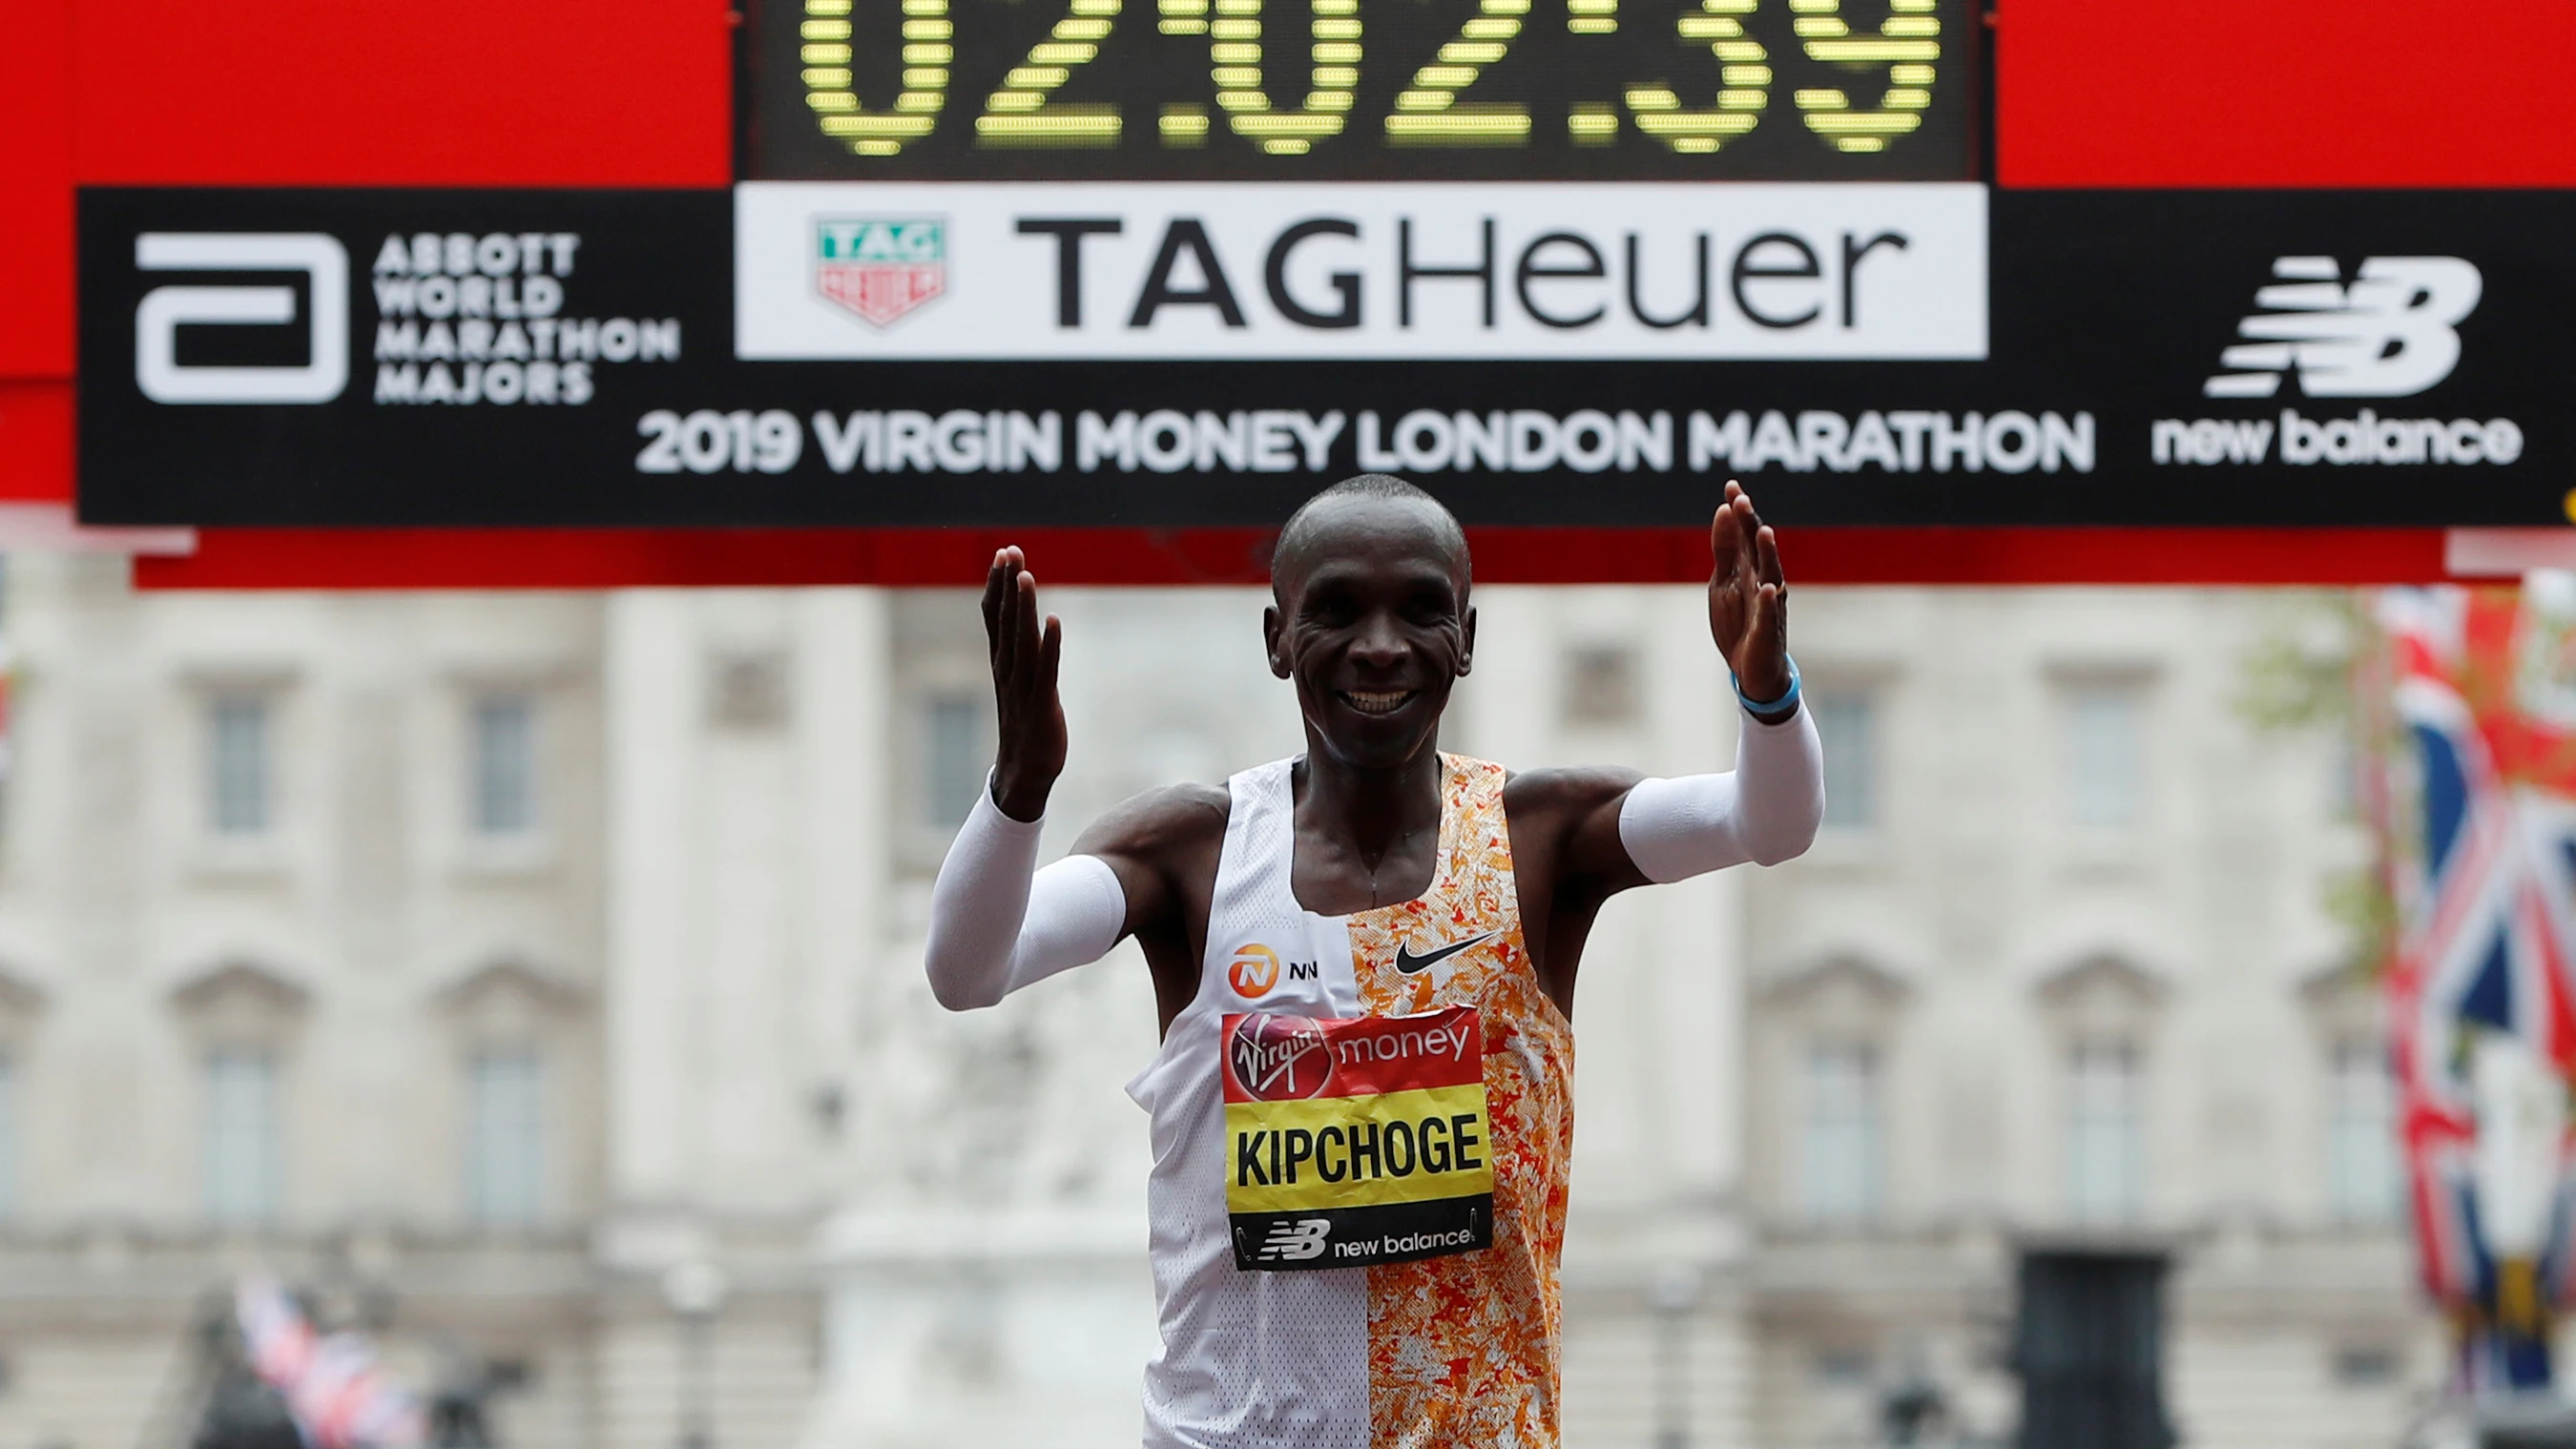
xmin=76 ymin=187 xmax=2576 ymax=528
xmin=1230 ymin=1200 xmax=1493 ymax=1272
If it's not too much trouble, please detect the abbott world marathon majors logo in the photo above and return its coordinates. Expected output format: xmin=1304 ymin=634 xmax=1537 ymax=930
xmin=130 ymin=228 xmax=682 ymax=409
xmin=2155 ymin=256 xmax=2522 ymax=470
xmin=133 ymin=234 xmax=348 ymax=404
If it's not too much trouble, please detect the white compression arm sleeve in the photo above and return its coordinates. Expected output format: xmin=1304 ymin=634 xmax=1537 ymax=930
xmin=1616 ymin=706 xmax=1826 ymax=881
xmin=925 ymin=785 xmax=1129 ymax=1011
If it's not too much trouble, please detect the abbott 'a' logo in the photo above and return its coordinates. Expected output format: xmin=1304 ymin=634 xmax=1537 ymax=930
xmin=135 ymin=233 xmax=349 ymax=404
xmin=2203 ymin=256 xmax=2481 ymax=401
xmin=1227 ymin=943 xmax=1281 ymax=998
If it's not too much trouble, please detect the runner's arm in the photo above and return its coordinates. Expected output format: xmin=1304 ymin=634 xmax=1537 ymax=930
xmin=925 ymin=780 xmax=1226 ymax=1012
xmin=1617 ymin=704 xmax=1824 ymax=880
xmin=1615 ymin=478 xmax=1822 ymax=878
xmin=924 ymin=781 xmax=1128 ymax=1010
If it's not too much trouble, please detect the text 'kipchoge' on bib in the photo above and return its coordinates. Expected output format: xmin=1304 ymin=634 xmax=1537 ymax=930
xmin=1222 ymin=1004 xmax=1494 ymax=1271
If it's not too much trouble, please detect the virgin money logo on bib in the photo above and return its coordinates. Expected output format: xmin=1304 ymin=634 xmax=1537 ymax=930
xmin=1221 ymin=1004 xmax=1494 ymax=1272
xmin=1227 ymin=1014 xmax=1333 ymax=1100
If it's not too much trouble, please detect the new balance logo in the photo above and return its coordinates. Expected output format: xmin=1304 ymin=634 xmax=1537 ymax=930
xmin=1257 ymin=1218 xmax=1332 ymax=1262
xmin=2203 ymin=256 xmax=2481 ymax=401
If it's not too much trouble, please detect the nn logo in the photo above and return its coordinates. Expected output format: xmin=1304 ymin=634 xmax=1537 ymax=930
xmin=134 ymin=233 xmax=349 ymax=404
xmin=1228 ymin=943 xmax=1319 ymax=998
xmin=816 ymin=218 xmax=945 ymax=328
xmin=2203 ymin=256 xmax=2481 ymax=401
xmin=1228 ymin=943 xmax=1281 ymax=998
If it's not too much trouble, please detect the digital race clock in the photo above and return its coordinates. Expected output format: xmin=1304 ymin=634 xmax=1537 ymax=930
xmin=747 ymin=0 xmax=1972 ymax=180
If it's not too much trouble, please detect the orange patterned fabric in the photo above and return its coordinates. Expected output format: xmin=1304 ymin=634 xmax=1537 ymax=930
xmin=1350 ymin=755 xmax=1575 ymax=1449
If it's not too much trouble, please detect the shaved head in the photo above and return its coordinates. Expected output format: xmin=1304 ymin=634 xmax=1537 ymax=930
xmin=1270 ymin=474 xmax=1470 ymax=604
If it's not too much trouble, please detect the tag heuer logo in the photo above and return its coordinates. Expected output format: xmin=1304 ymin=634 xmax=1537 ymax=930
xmin=816 ymin=218 xmax=946 ymax=328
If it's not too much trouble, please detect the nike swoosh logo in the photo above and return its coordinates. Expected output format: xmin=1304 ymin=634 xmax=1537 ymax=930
xmin=1395 ymin=932 xmax=1495 ymax=975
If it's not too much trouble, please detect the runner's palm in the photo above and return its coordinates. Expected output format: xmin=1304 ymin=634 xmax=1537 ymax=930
xmin=983 ymin=548 xmax=1067 ymax=821
xmin=1708 ymin=482 xmax=1790 ymax=700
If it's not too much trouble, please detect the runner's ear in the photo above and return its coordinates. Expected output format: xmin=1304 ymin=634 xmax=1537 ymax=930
xmin=1263 ymin=604 xmax=1292 ymax=679
xmin=1455 ymin=604 xmax=1476 ymax=677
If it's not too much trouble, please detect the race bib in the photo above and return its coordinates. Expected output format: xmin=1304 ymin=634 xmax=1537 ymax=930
xmin=1221 ymin=1004 xmax=1495 ymax=1272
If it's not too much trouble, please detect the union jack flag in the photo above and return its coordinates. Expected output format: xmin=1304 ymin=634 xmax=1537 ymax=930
xmin=236 ymin=1276 xmax=426 ymax=1449
xmin=2382 ymin=584 xmax=2576 ymax=1388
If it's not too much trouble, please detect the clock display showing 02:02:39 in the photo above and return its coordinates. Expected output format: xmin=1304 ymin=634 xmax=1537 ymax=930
xmin=755 ymin=0 xmax=1969 ymax=181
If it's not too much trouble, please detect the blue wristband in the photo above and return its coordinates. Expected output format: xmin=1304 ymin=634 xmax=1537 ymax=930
xmin=1735 ymin=654 xmax=1800 ymax=718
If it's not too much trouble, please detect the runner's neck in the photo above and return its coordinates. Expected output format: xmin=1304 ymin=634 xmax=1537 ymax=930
xmin=1292 ymin=743 xmax=1445 ymax=886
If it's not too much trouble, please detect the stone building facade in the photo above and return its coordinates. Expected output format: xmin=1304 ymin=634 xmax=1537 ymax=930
xmin=0 ymin=558 xmax=2441 ymax=1449
xmin=1745 ymin=587 xmax=2434 ymax=1449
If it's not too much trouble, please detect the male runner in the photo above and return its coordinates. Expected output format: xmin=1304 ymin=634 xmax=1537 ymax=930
xmin=925 ymin=475 xmax=1822 ymax=1449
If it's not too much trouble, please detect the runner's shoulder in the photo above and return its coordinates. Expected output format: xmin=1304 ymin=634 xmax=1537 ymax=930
xmin=1501 ymin=765 xmax=1647 ymax=828
xmin=1070 ymin=780 xmax=1231 ymax=867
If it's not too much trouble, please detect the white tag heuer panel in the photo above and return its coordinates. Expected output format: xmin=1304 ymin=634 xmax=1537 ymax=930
xmin=737 ymin=181 xmax=1987 ymax=362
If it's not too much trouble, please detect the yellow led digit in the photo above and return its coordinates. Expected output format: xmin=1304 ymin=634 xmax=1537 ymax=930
xmin=1185 ymin=0 xmax=1357 ymax=155
xmin=1568 ymin=0 xmax=1615 ymax=36
xmin=1386 ymin=0 xmax=1530 ymax=146
xmin=1791 ymin=0 xmax=1936 ymax=153
xmin=1624 ymin=0 xmax=1766 ymax=154
xmin=977 ymin=0 xmax=1124 ymax=147
xmin=802 ymin=0 xmax=949 ymax=156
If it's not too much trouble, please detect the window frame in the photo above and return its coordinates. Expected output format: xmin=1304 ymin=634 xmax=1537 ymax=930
xmin=1810 ymin=687 xmax=1881 ymax=834
xmin=467 ymin=692 xmax=541 ymax=839
xmin=2060 ymin=679 xmax=2148 ymax=832
xmin=205 ymin=693 xmax=275 ymax=840
xmin=2066 ymin=1036 xmax=2145 ymax=1225
xmin=1797 ymin=1038 xmax=1883 ymax=1226
xmin=0 ymin=1053 xmax=17 ymax=1221
xmin=202 ymin=1046 xmax=281 ymax=1228
xmin=2327 ymin=1037 xmax=2399 ymax=1226
xmin=921 ymin=690 xmax=990 ymax=834
xmin=465 ymin=1045 xmax=548 ymax=1229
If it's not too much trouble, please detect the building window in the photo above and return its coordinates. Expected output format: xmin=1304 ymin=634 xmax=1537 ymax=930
xmin=2333 ymin=1344 xmax=2399 ymax=1386
xmin=2329 ymin=1040 xmax=2398 ymax=1224
xmin=2064 ymin=684 xmax=2143 ymax=828
xmin=2067 ymin=1039 xmax=2143 ymax=1223
xmin=1562 ymin=644 xmax=1641 ymax=728
xmin=466 ymin=1049 xmax=546 ymax=1227
xmin=204 ymin=1049 xmax=280 ymax=1225
xmin=469 ymin=694 xmax=537 ymax=837
xmin=1800 ymin=1042 xmax=1880 ymax=1224
xmin=0 ymin=1054 xmax=16 ymax=1219
xmin=924 ymin=693 xmax=987 ymax=829
xmin=1811 ymin=1346 xmax=1875 ymax=1389
xmin=207 ymin=696 xmax=272 ymax=837
xmin=1813 ymin=693 xmax=1878 ymax=830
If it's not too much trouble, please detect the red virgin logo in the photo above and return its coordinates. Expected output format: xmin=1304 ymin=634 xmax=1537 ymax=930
xmin=1227 ymin=1014 xmax=1334 ymax=1101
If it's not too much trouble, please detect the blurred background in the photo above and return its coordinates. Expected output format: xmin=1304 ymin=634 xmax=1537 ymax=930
xmin=0 ymin=563 xmax=2435 ymax=1449
xmin=7 ymin=0 xmax=2575 ymax=1444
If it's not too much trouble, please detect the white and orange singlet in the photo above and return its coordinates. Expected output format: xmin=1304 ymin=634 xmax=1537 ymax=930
xmin=1127 ymin=753 xmax=1575 ymax=1449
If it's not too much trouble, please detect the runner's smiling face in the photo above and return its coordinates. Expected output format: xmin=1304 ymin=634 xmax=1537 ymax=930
xmin=1265 ymin=499 xmax=1475 ymax=772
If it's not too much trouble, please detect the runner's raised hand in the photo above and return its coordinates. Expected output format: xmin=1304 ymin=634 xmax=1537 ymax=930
xmin=982 ymin=547 xmax=1068 ymax=821
xmin=1707 ymin=480 xmax=1791 ymax=705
